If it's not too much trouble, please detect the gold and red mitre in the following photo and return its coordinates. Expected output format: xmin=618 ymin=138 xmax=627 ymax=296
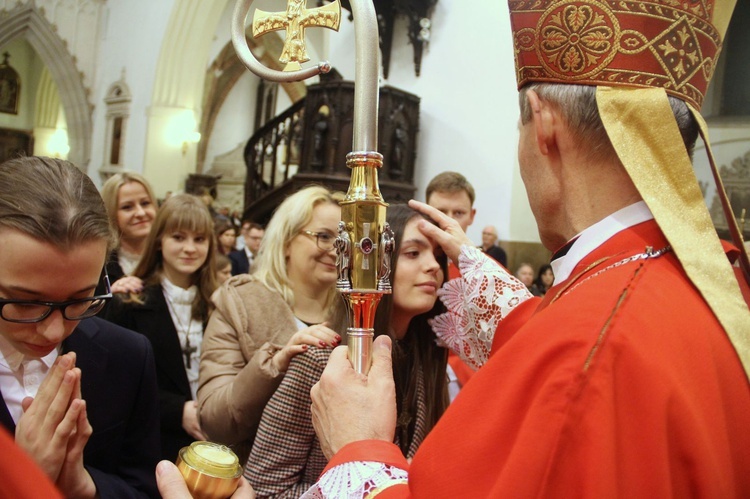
xmin=508 ymin=0 xmax=736 ymax=109
xmin=507 ymin=0 xmax=750 ymax=379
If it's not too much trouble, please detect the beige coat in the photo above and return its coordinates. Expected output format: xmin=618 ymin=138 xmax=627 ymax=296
xmin=197 ymin=275 xmax=298 ymax=462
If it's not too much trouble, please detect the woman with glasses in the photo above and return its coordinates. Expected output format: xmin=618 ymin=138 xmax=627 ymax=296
xmin=105 ymin=194 xmax=217 ymax=462
xmin=100 ymin=171 xmax=158 ymax=295
xmin=0 ymin=156 xmax=160 ymax=497
xmin=198 ymin=185 xmax=342 ymax=463
xmin=244 ymin=204 xmax=450 ymax=498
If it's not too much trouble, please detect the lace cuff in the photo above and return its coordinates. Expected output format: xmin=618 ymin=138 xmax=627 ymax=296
xmin=430 ymin=245 xmax=533 ymax=370
xmin=300 ymin=462 xmax=408 ymax=498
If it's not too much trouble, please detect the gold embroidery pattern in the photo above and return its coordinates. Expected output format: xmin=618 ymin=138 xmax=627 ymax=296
xmin=538 ymin=2 xmax=619 ymax=78
xmin=651 ymin=17 xmax=703 ymax=89
xmin=509 ymin=0 xmax=722 ymax=109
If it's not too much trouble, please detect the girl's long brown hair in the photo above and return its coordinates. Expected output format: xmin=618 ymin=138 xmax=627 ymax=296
xmin=372 ymin=204 xmax=449 ymax=454
xmin=130 ymin=194 xmax=217 ymax=321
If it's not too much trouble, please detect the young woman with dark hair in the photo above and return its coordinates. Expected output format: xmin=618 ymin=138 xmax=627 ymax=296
xmin=244 ymin=204 xmax=449 ymax=498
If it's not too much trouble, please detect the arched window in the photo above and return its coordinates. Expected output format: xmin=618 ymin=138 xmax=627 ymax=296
xmin=99 ymin=73 xmax=132 ymax=180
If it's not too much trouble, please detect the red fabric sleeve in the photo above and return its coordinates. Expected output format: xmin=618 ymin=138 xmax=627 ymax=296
xmin=447 ymin=351 xmax=476 ymax=386
xmin=491 ymin=296 xmax=540 ymax=353
xmin=447 ymin=261 xmax=461 ymax=281
xmin=0 ymin=427 xmax=63 ymax=498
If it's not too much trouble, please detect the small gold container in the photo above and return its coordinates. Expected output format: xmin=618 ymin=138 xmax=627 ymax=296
xmin=176 ymin=441 xmax=242 ymax=499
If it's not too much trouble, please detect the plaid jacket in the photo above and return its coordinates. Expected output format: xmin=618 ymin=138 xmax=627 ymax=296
xmin=245 ymin=346 xmax=429 ymax=498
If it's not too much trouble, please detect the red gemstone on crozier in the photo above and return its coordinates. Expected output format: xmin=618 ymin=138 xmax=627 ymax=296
xmin=360 ymin=237 xmax=373 ymax=254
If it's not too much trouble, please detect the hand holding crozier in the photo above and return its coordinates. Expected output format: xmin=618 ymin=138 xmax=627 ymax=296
xmin=310 ymin=335 xmax=397 ymax=459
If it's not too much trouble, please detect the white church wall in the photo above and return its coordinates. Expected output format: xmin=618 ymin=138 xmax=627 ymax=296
xmin=326 ymin=0 xmax=534 ymax=244
xmin=204 ymin=70 xmax=260 ymax=172
xmin=85 ymin=0 xmax=542 ymax=243
xmin=90 ymin=0 xmax=175 ymax=185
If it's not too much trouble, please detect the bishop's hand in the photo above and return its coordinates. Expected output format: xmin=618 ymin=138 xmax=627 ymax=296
xmin=408 ymin=199 xmax=474 ymax=265
xmin=310 ymin=335 xmax=397 ymax=459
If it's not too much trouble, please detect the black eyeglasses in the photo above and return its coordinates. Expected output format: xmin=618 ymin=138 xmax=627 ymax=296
xmin=300 ymin=230 xmax=336 ymax=251
xmin=0 ymin=271 xmax=112 ymax=324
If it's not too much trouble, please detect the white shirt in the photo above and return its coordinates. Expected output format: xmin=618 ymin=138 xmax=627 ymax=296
xmin=118 ymin=248 xmax=140 ymax=276
xmin=0 ymin=334 xmax=58 ymax=424
xmin=551 ymin=201 xmax=654 ymax=285
xmin=161 ymin=277 xmax=203 ymax=399
xmin=235 ymin=235 xmax=246 ymax=251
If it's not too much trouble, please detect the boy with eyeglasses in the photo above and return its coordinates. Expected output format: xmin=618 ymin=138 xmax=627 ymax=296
xmin=0 ymin=156 xmax=160 ymax=498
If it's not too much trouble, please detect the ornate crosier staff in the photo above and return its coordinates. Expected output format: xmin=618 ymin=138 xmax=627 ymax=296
xmin=231 ymin=0 xmax=392 ymax=374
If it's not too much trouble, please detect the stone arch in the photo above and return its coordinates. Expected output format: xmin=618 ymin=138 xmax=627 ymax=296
xmin=154 ymin=0 xmax=313 ymax=110
xmin=197 ymin=33 xmax=307 ymax=172
xmin=143 ymin=0 xmax=326 ymax=193
xmin=0 ymin=3 xmax=92 ymax=169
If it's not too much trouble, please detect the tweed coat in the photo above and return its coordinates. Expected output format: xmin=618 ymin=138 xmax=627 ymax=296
xmin=245 ymin=346 xmax=429 ymax=498
xmin=197 ymin=275 xmax=299 ymax=463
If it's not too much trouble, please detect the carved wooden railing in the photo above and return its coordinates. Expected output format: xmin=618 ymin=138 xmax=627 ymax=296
xmin=241 ymin=81 xmax=420 ymax=224
xmin=242 ymin=98 xmax=305 ymax=209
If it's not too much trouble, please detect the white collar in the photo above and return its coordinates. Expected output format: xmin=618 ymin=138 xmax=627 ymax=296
xmin=161 ymin=276 xmax=197 ymax=305
xmin=0 ymin=332 xmax=59 ymax=372
xmin=550 ymin=201 xmax=654 ymax=285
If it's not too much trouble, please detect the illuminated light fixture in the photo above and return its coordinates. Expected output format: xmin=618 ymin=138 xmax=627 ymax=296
xmin=182 ymin=131 xmax=201 ymax=156
xmin=165 ymin=110 xmax=201 ymax=156
xmin=48 ymin=128 xmax=70 ymax=158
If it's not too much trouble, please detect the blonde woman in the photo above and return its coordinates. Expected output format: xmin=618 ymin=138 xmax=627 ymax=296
xmin=100 ymin=171 xmax=157 ymax=294
xmin=198 ymin=185 xmax=342 ymax=463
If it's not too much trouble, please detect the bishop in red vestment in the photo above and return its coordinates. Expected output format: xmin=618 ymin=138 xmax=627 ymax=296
xmin=304 ymin=0 xmax=750 ymax=497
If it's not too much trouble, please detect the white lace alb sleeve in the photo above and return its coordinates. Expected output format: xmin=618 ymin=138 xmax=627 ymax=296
xmin=430 ymin=245 xmax=533 ymax=370
xmin=300 ymin=461 xmax=408 ymax=498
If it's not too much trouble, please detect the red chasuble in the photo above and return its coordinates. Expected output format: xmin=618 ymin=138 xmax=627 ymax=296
xmin=324 ymin=220 xmax=750 ymax=497
xmin=0 ymin=427 xmax=62 ymax=498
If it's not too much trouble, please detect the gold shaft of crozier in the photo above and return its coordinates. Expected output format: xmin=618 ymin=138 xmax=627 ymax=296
xmin=340 ymin=151 xmax=388 ymax=290
xmin=342 ymin=290 xmax=383 ymax=375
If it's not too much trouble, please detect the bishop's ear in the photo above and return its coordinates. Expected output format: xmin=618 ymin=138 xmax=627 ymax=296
xmin=526 ymin=89 xmax=556 ymax=156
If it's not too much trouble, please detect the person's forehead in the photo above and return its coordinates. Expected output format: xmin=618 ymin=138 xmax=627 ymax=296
xmin=401 ymin=222 xmax=437 ymax=253
xmin=0 ymin=230 xmax=105 ymax=298
xmin=427 ymin=190 xmax=472 ymax=209
xmin=119 ymin=181 xmax=150 ymax=198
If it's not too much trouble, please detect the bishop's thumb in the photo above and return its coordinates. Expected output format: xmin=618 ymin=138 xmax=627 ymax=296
xmin=369 ymin=335 xmax=393 ymax=378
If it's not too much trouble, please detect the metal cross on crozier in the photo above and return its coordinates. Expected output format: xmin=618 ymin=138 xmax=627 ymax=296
xmin=252 ymin=0 xmax=341 ymax=71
